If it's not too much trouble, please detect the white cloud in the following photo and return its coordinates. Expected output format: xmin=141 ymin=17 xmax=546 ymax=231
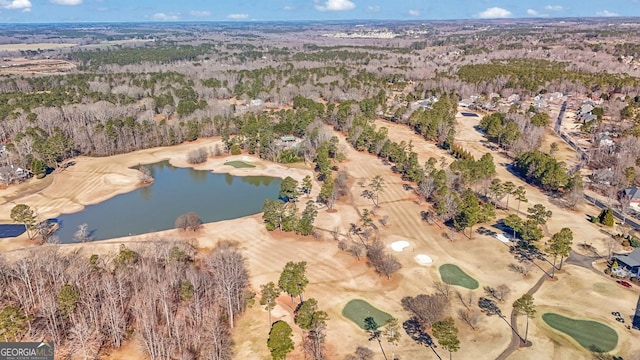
xmin=408 ymin=9 xmax=420 ymax=17
xmin=314 ymin=0 xmax=355 ymax=12
xmin=544 ymin=5 xmax=563 ymax=11
xmin=596 ymin=9 xmax=619 ymax=17
xmin=152 ymin=12 xmax=179 ymax=21
xmin=227 ymin=13 xmax=248 ymax=19
xmin=527 ymin=9 xmax=549 ymax=17
xmin=366 ymin=5 xmax=379 ymax=13
xmin=50 ymin=0 xmax=82 ymax=5
xmin=189 ymin=10 xmax=211 ymax=17
xmin=283 ymin=5 xmax=294 ymax=11
xmin=477 ymin=7 xmax=512 ymax=19
xmin=2 ymin=0 xmax=31 ymax=10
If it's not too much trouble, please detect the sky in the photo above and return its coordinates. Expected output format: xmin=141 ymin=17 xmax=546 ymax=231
xmin=0 ymin=0 xmax=639 ymax=23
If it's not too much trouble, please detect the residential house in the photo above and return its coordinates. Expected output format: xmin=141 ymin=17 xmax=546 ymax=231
xmin=597 ymin=133 xmax=615 ymax=148
xmin=590 ymin=168 xmax=615 ymax=186
xmin=488 ymin=93 xmax=500 ymax=100
xmin=507 ymin=94 xmax=520 ymax=103
xmin=579 ymin=103 xmax=594 ymax=115
xmin=612 ymin=249 xmax=640 ymax=278
xmin=578 ymin=113 xmax=598 ymax=123
xmin=0 ymin=165 xmax=30 ymax=184
xmin=413 ymin=96 xmax=439 ymax=110
xmin=532 ymin=95 xmax=547 ymax=108
xmin=276 ymin=136 xmax=300 ymax=148
xmin=621 ymin=186 xmax=640 ymax=210
xmin=458 ymin=99 xmax=473 ymax=107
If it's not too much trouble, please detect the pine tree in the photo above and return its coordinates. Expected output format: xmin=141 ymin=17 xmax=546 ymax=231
xmin=513 ymin=294 xmax=536 ymax=343
xmin=600 ymin=208 xmax=615 ymax=226
xmin=267 ymin=320 xmax=294 ymax=360
xmin=260 ymin=282 xmax=281 ymax=325
xmin=432 ymin=317 xmax=460 ymax=360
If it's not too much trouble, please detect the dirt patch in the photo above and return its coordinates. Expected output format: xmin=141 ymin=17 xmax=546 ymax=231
xmin=0 ymin=57 xmax=76 ymax=75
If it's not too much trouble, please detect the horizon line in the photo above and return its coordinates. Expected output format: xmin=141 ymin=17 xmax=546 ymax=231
xmin=1 ymin=16 xmax=640 ymax=26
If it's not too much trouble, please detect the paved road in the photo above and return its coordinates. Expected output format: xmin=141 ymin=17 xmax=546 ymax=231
xmin=564 ymin=250 xmax=601 ymax=270
xmin=583 ymin=194 xmax=640 ymax=231
xmin=495 ymin=270 xmax=549 ymax=360
xmin=552 ymin=100 xmax=640 ymax=230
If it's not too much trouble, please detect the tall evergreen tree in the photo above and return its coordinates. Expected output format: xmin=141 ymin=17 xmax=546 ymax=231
xmin=278 ymin=261 xmax=309 ymax=303
xmin=513 ymin=294 xmax=536 ymax=344
xmin=267 ymin=320 xmax=294 ymax=360
xmin=432 ymin=317 xmax=460 ymax=360
xmin=260 ymin=282 xmax=281 ymax=325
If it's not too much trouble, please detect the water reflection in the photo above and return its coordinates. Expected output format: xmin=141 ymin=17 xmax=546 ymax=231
xmin=55 ymin=161 xmax=281 ymax=242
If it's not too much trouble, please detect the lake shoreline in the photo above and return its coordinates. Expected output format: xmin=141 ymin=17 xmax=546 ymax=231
xmin=0 ymin=138 xmax=315 ymax=250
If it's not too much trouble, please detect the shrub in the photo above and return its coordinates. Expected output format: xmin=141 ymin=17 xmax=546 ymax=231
xmin=599 ymin=208 xmax=615 ymax=227
xmin=186 ymin=147 xmax=208 ymax=164
xmin=230 ymin=144 xmax=242 ymax=155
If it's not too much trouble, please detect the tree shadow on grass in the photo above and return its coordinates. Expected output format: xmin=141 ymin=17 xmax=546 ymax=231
xmin=403 ymin=317 xmax=441 ymax=360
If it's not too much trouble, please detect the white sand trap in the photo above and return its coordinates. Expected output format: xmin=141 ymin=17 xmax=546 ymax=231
xmin=415 ymin=254 xmax=433 ymax=265
xmin=495 ymin=234 xmax=511 ymax=243
xmin=390 ymin=240 xmax=410 ymax=252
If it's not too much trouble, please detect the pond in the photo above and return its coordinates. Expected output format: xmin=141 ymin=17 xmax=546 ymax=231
xmin=55 ymin=160 xmax=281 ymax=242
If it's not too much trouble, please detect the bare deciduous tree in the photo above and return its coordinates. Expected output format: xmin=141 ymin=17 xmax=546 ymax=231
xmin=401 ymin=293 xmax=449 ymax=328
xmin=457 ymin=308 xmax=481 ymax=330
xmin=508 ymin=261 xmax=533 ymax=277
xmin=456 ymin=291 xmax=475 ymax=311
xmin=433 ymin=281 xmax=453 ymax=300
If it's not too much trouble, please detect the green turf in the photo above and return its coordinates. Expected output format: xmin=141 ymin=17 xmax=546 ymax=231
xmin=342 ymin=299 xmax=393 ymax=330
xmin=542 ymin=313 xmax=618 ymax=353
xmin=223 ymin=161 xmax=256 ymax=169
xmin=439 ymin=264 xmax=479 ymax=289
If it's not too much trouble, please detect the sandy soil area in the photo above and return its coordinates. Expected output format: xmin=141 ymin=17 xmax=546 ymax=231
xmin=0 ymin=43 xmax=77 ymax=51
xmin=2 ymin=117 xmax=640 ymax=359
xmin=0 ymin=57 xmax=76 ymax=75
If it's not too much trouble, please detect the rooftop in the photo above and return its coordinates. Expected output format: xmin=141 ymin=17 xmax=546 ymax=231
xmin=623 ymin=187 xmax=640 ymax=201
xmin=615 ymin=248 xmax=640 ymax=268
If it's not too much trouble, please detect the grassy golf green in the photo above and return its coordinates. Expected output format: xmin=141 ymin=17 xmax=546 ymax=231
xmin=542 ymin=313 xmax=618 ymax=353
xmin=223 ymin=161 xmax=256 ymax=169
xmin=439 ymin=264 xmax=479 ymax=289
xmin=342 ymin=299 xmax=393 ymax=330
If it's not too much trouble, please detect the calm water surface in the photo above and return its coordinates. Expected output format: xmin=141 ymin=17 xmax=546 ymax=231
xmin=55 ymin=160 xmax=281 ymax=242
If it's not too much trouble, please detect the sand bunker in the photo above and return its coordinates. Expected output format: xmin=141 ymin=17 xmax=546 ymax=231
xmin=415 ymin=254 xmax=433 ymax=265
xmin=390 ymin=240 xmax=410 ymax=252
xmin=495 ymin=234 xmax=511 ymax=243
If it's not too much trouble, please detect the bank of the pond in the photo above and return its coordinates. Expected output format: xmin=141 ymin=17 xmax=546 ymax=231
xmin=0 ymin=139 xmax=316 ymax=245
xmin=54 ymin=160 xmax=281 ymax=242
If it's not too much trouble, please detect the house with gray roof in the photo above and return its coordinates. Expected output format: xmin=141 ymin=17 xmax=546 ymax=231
xmin=621 ymin=187 xmax=640 ymax=210
xmin=612 ymin=248 xmax=640 ymax=278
